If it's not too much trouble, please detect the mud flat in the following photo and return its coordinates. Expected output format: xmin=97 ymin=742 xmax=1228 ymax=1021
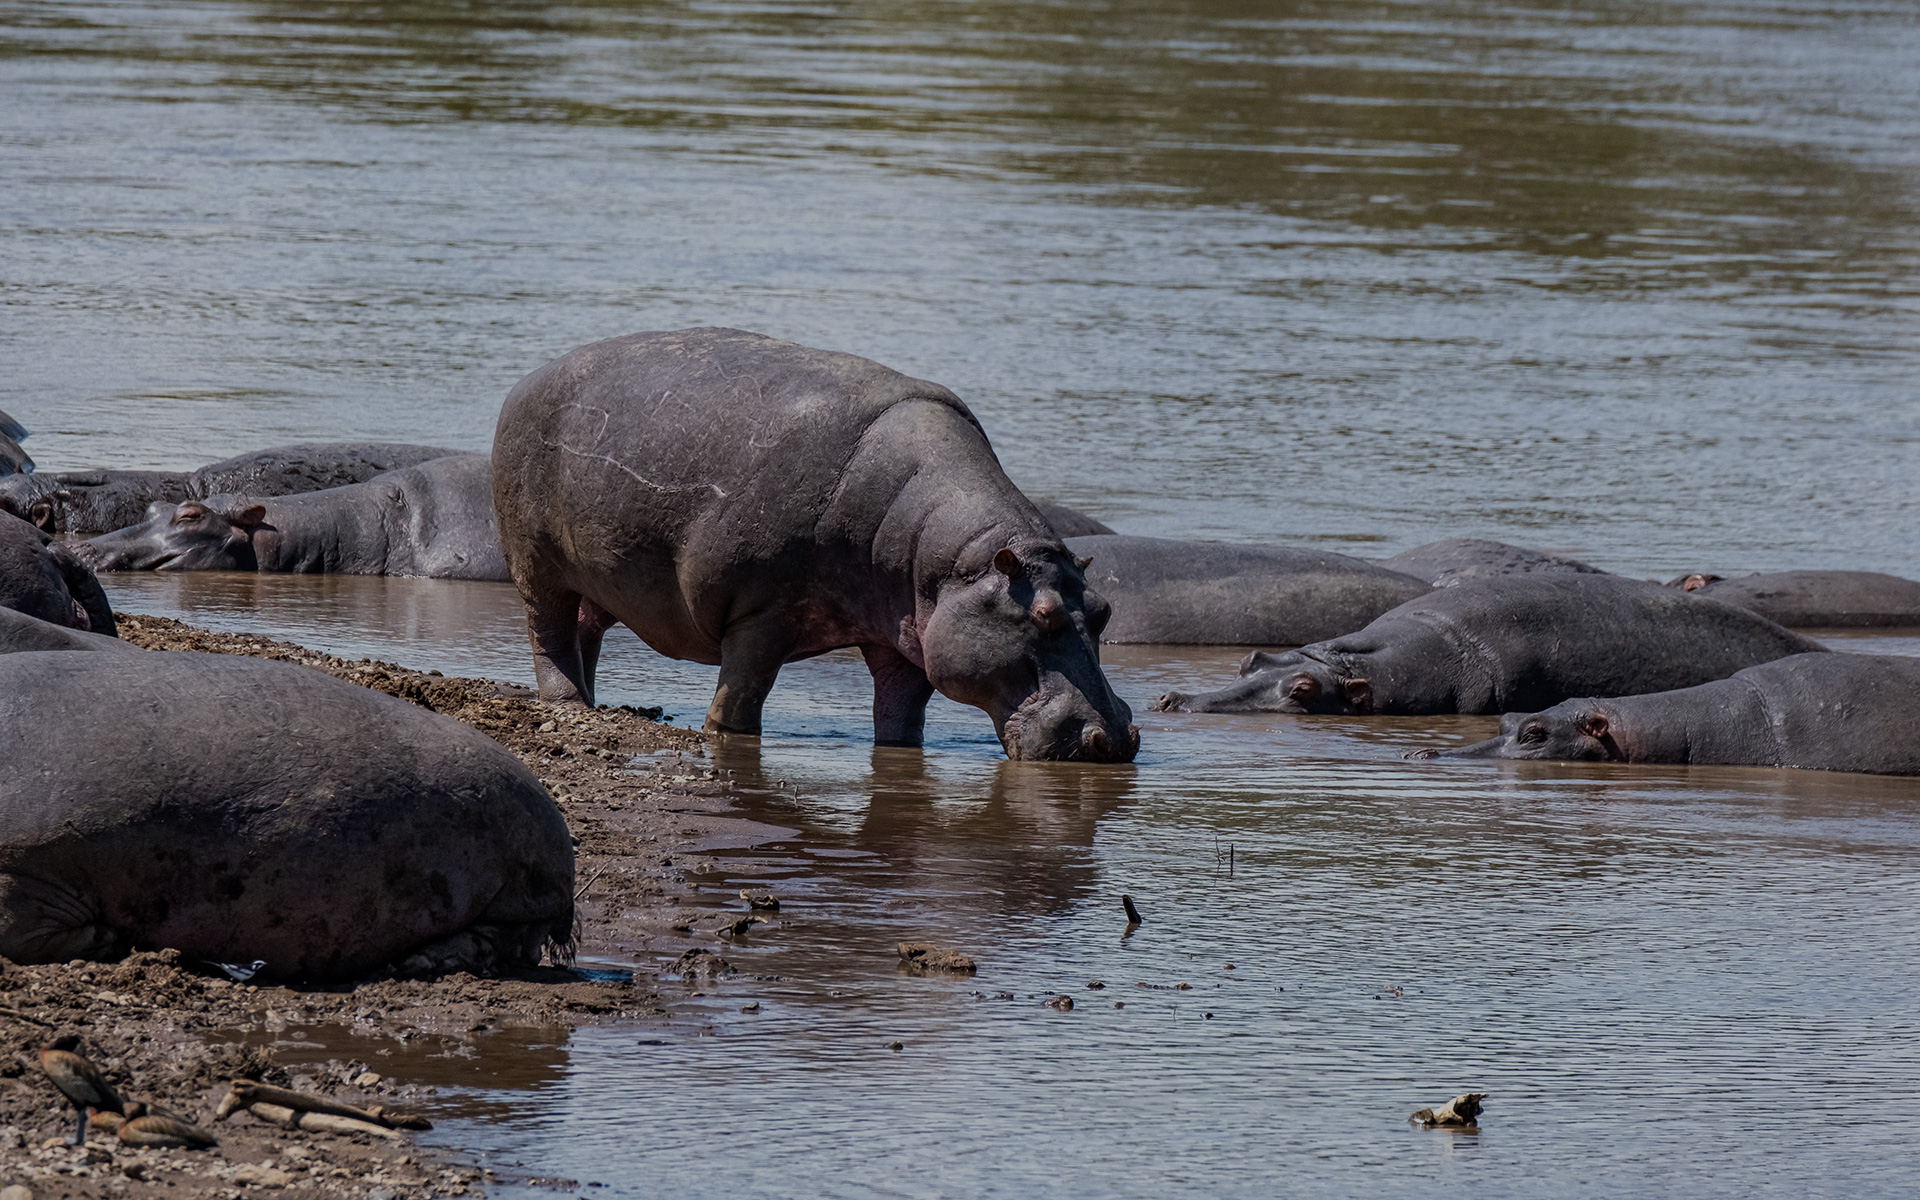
xmin=0 ymin=615 xmax=797 ymax=1198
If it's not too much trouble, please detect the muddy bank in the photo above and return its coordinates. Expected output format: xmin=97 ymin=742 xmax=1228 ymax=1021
xmin=0 ymin=615 xmax=801 ymax=1197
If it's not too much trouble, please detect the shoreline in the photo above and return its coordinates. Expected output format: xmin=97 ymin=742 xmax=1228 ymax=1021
xmin=1 ymin=615 xmax=797 ymax=1198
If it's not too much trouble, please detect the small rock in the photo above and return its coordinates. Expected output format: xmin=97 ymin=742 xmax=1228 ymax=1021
xmin=740 ymin=1002 xmax=760 ymax=1013
xmin=1 ymin=1186 xmax=32 ymax=1200
xmin=538 ymin=721 xmax=556 ymax=733
xmin=368 ymin=1190 xmax=397 ymax=1200
xmin=354 ymin=1072 xmax=382 ymax=1087
xmin=1086 ymin=980 xmax=1106 ymax=990
xmin=232 ymin=1164 xmax=294 ymax=1187
xmin=121 ymin=1164 xmax=147 ymax=1181
xmin=887 ymin=1041 xmax=905 ymax=1052
xmin=1114 ymin=1001 xmax=1124 ymax=1009
xmin=1045 ymin=995 xmax=1074 ymax=1011
xmin=1411 ymin=1092 xmax=1487 ymax=1128
xmin=1174 ymin=982 xmax=1192 ymax=990
xmin=740 ymin=890 xmax=779 ymax=911
xmin=897 ymin=942 xmax=976 ymax=975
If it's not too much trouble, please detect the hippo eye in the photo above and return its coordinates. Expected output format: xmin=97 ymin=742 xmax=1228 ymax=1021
xmin=1517 ymin=725 xmax=1546 ymax=744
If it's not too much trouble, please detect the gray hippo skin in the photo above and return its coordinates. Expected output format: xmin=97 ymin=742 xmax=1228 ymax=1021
xmin=0 ymin=408 xmax=24 ymax=442
xmin=1422 ymin=653 xmax=1920 ymax=776
xmin=1151 ymin=574 xmax=1826 ymax=715
xmin=1669 ymin=570 xmax=1920 ymax=628
xmin=0 ymin=442 xmax=460 ymax=538
xmin=0 ymin=431 xmax=29 ymax=478
xmin=1032 ymin=499 xmax=1115 ymax=537
xmin=491 ymin=327 xmax=1138 ymax=762
xmin=1064 ymin=534 xmax=1430 ymax=645
xmin=0 ymin=651 xmax=574 ymax=980
xmin=74 ymin=454 xmax=506 ymax=580
xmin=0 ymin=606 xmax=137 ymax=654
xmin=1376 ymin=538 xmax=1607 ymax=587
xmin=0 ymin=511 xmax=116 ymax=635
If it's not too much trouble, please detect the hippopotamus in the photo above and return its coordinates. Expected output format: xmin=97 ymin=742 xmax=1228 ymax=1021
xmin=0 ymin=651 xmax=575 ymax=980
xmin=1150 ymin=574 xmax=1826 ymax=715
xmin=1061 ymin=534 xmax=1430 ymax=644
xmin=73 ymin=454 xmax=506 ymax=580
xmin=491 ymin=327 xmax=1138 ymax=761
xmin=1668 ymin=570 xmax=1920 ymax=628
xmin=0 ymin=409 xmax=24 ymax=443
xmin=1375 ymin=538 xmax=1608 ymax=587
xmin=0 ymin=511 xmax=116 ymax=635
xmin=1419 ymin=653 xmax=1920 ymax=776
xmin=0 ymin=431 xmax=29 ymax=478
xmin=1031 ymin=499 xmax=1115 ymax=537
xmin=0 ymin=606 xmax=136 ymax=655
xmin=0 ymin=442 xmax=461 ymax=538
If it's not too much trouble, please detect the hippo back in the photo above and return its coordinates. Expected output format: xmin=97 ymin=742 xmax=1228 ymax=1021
xmin=1694 ymin=571 xmax=1920 ymax=629
xmin=0 ymin=652 xmax=573 ymax=979
xmin=0 ymin=432 xmax=28 ymax=478
xmin=1067 ymin=534 xmax=1431 ymax=645
xmin=189 ymin=442 xmax=463 ymax=498
xmin=1377 ymin=538 xmax=1607 ymax=587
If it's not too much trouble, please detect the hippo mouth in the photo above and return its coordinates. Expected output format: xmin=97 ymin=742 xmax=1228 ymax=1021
xmin=1000 ymin=690 xmax=1140 ymax=763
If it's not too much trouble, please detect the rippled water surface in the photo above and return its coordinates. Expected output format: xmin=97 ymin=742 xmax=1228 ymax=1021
xmin=10 ymin=0 xmax=1920 ymax=1194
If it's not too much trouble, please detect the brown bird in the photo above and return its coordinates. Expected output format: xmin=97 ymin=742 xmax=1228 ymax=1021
xmin=116 ymin=1102 xmax=219 ymax=1150
xmin=1411 ymin=1092 xmax=1487 ymax=1128
xmin=38 ymin=1034 xmax=124 ymax=1145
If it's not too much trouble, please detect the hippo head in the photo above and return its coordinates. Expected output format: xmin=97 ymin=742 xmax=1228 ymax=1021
xmin=0 ymin=475 xmax=64 ymax=534
xmin=921 ymin=540 xmax=1138 ymax=762
xmin=1413 ymin=703 xmax=1622 ymax=761
xmin=73 ymin=497 xmax=267 ymax=572
xmin=1154 ymin=647 xmax=1373 ymax=714
xmin=1667 ymin=573 xmax=1723 ymax=592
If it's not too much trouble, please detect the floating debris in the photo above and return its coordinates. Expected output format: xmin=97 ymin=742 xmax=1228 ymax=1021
xmin=897 ymin=942 xmax=977 ymax=975
xmin=1045 ymin=995 xmax=1074 ymax=1011
xmin=1411 ymin=1092 xmax=1487 ymax=1128
xmin=1122 ymin=895 xmax=1144 ymax=925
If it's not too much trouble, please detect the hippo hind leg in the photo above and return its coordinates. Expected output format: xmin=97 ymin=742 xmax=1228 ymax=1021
xmin=862 ymin=643 xmax=935 ymax=747
xmin=520 ymin=580 xmax=598 ymax=704
xmin=705 ymin=614 xmax=796 ymax=736
xmin=0 ymin=872 xmax=125 ymax=964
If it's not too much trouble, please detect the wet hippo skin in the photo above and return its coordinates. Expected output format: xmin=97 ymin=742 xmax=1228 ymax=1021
xmin=1376 ymin=538 xmax=1608 ymax=587
xmin=1064 ymin=534 xmax=1430 ymax=645
xmin=1152 ymin=573 xmax=1826 ymax=715
xmin=0 ymin=605 xmax=136 ymax=654
xmin=491 ymin=327 xmax=1138 ymax=761
xmin=1671 ymin=570 xmax=1920 ymax=628
xmin=0 ymin=510 xmax=116 ymax=635
xmin=1424 ymin=653 xmax=1920 ymax=776
xmin=0 ymin=651 xmax=575 ymax=980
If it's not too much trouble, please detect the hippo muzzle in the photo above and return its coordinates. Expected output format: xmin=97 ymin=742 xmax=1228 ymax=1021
xmin=999 ymin=678 xmax=1140 ymax=763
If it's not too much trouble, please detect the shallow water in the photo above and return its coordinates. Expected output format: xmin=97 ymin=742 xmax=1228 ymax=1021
xmin=12 ymin=0 xmax=1920 ymax=1193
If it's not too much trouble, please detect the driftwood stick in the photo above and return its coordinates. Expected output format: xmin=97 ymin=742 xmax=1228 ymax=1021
xmin=228 ymin=1079 xmax=392 ymax=1126
xmin=240 ymin=1101 xmax=403 ymax=1140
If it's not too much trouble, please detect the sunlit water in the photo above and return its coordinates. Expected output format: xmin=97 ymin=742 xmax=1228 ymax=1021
xmin=11 ymin=0 xmax=1920 ymax=1193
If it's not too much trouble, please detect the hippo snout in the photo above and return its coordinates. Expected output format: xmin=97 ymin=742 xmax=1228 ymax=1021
xmin=1002 ymin=688 xmax=1139 ymax=763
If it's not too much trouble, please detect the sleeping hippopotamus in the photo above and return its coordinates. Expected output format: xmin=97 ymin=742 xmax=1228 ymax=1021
xmin=1063 ymin=534 xmax=1430 ymax=644
xmin=491 ymin=327 xmax=1138 ymax=761
xmin=1032 ymin=500 xmax=1115 ymax=538
xmin=0 ymin=511 xmax=116 ymax=635
xmin=0 ymin=442 xmax=461 ymax=538
xmin=1668 ymin=570 xmax=1920 ymax=628
xmin=1376 ymin=538 xmax=1607 ymax=587
xmin=73 ymin=454 xmax=505 ymax=580
xmin=1418 ymin=653 xmax=1920 ymax=776
xmin=0 ymin=651 xmax=574 ymax=980
xmin=0 ymin=606 xmax=137 ymax=654
xmin=1150 ymin=574 xmax=1826 ymax=715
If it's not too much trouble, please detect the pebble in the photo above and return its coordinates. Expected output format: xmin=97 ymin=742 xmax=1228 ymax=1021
xmin=1 ymin=1186 xmax=32 ymax=1200
xmin=1046 ymin=995 xmax=1074 ymax=1011
xmin=740 ymin=1002 xmax=760 ymax=1013
xmin=232 ymin=1164 xmax=293 ymax=1187
xmin=354 ymin=1071 xmax=383 ymax=1087
xmin=887 ymin=1041 xmax=905 ymax=1052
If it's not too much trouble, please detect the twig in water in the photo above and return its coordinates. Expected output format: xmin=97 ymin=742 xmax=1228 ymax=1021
xmin=1122 ymin=894 xmax=1144 ymax=926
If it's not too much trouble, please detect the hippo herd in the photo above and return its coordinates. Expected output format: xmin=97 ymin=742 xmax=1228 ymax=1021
xmin=2 ymin=328 xmax=1917 ymax=982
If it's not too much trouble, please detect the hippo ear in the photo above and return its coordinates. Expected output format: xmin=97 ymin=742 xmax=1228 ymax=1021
xmin=1344 ymin=677 xmax=1373 ymax=713
xmin=1074 ymin=555 xmax=1093 ymax=572
xmin=229 ymin=504 xmax=268 ymax=529
xmin=993 ymin=547 xmax=1022 ymax=579
xmin=1287 ymin=674 xmax=1320 ymax=702
xmin=1577 ymin=713 xmax=1610 ymax=740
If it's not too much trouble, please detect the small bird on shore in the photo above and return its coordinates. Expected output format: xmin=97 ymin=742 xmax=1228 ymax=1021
xmin=38 ymin=1034 xmax=124 ymax=1145
xmin=116 ymin=1102 xmax=219 ymax=1149
xmin=1411 ymin=1092 xmax=1487 ymax=1128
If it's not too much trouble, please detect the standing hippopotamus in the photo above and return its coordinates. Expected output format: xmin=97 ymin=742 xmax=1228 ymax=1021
xmin=1375 ymin=538 xmax=1608 ymax=587
xmin=1668 ymin=570 xmax=1920 ymax=628
xmin=0 ymin=442 xmax=461 ymax=538
xmin=73 ymin=454 xmax=506 ymax=580
xmin=0 ymin=512 xmax=116 ymax=635
xmin=491 ymin=328 xmax=1137 ymax=762
xmin=1419 ymin=653 xmax=1920 ymax=775
xmin=1063 ymin=534 xmax=1430 ymax=644
xmin=0 ymin=606 xmax=136 ymax=655
xmin=1151 ymin=574 xmax=1826 ymax=715
xmin=0 ymin=651 xmax=575 ymax=980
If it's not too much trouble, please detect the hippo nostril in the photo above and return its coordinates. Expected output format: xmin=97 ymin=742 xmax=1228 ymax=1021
xmin=1082 ymin=726 xmax=1111 ymax=757
xmin=1405 ymin=747 xmax=1439 ymax=760
xmin=1125 ymin=723 xmax=1140 ymax=751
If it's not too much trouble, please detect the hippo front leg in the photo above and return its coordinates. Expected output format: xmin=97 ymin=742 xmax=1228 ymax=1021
xmin=862 ymin=643 xmax=936 ymax=747
xmin=706 ymin=616 xmax=796 ymax=736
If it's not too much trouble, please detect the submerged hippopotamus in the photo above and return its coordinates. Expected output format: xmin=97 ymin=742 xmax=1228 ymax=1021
xmin=492 ymin=327 xmax=1138 ymax=761
xmin=1062 ymin=534 xmax=1430 ymax=645
xmin=1376 ymin=538 xmax=1608 ymax=587
xmin=74 ymin=454 xmax=505 ymax=580
xmin=0 ymin=651 xmax=574 ymax=980
xmin=1031 ymin=500 xmax=1115 ymax=538
xmin=1419 ymin=653 xmax=1920 ymax=776
xmin=0 ymin=512 xmax=116 ymax=635
xmin=1151 ymin=574 xmax=1826 ymax=715
xmin=0 ymin=442 xmax=461 ymax=538
xmin=1668 ymin=570 xmax=1920 ymax=628
xmin=0 ymin=606 xmax=136 ymax=654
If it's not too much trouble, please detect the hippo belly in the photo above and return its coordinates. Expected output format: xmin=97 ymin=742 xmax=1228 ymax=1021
xmin=1694 ymin=571 xmax=1920 ymax=628
xmin=1066 ymin=534 xmax=1431 ymax=645
xmin=0 ymin=652 xmax=574 ymax=981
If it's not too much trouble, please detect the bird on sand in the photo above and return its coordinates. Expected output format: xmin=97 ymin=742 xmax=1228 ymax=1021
xmin=38 ymin=1034 xmax=124 ymax=1145
xmin=1411 ymin=1092 xmax=1487 ymax=1128
xmin=115 ymin=1102 xmax=219 ymax=1149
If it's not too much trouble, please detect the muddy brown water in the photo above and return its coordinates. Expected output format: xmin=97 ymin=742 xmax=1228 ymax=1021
xmin=10 ymin=0 xmax=1920 ymax=1193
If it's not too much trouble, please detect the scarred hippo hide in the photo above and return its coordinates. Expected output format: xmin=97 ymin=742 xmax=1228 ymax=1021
xmin=1423 ymin=653 xmax=1920 ymax=775
xmin=491 ymin=327 xmax=1138 ymax=762
xmin=0 ymin=442 xmax=461 ymax=538
xmin=0 ymin=510 xmax=116 ymax=635
xmin=1064 ymin=534 xmax=1431 ymax=645
xmin=0 ymin=652 xmax=575 ymax=980
xmin=1152 ymin=574 xmax=1827 ymax=715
